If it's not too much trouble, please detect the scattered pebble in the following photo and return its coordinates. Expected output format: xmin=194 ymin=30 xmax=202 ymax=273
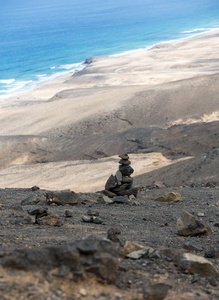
xmin=87 ymin=209 xmax=99 ymax=216
xmin=82 ymin=215 xmax=104 ymax=224
xmin=65 ymin=210 xmax=73 ymax=218
xmin=79 ymin=288 xmax=87 ymax=296
xmin=197 ymin=212 xmax=205 ymax=217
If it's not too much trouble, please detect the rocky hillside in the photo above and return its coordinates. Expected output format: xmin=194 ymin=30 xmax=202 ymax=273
xmin=0 ymin=121 xmax=218 ymax=186
xmin=134 ymin=148 xmax=219 ymax=187
xmin=0 ymin=73 xmax=218 ymax=187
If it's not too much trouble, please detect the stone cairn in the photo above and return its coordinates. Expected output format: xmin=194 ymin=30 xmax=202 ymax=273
xmin=104 ymin=154 xmax=138 ymax=198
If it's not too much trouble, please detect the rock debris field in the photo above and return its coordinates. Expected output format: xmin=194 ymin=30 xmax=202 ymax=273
xmin=0 ymin=183 xmax=218 ymax=300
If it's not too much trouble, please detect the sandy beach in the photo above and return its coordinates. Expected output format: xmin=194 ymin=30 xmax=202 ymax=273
xmin=0 ymin=30 xmax=219 ymax=191
xmin=5 ymin=30 xmax=219 ymax=101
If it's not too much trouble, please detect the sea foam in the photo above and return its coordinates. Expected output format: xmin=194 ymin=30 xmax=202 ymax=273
xmin=0 ymin=79 xmax=15 ymax=84
xmin=59 ymin=63 xmax=85 ymax=70
xmin=181 ymin=28 xmax=206 ymax=34
xmin=0 ymin=62 xmax=85 ymax=100
xmin=0 ymin=80 xmax=33 ymax=100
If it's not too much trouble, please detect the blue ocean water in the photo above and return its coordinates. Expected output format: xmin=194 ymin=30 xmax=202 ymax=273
xmin=0 ymin=0 xmax=219 ymax=99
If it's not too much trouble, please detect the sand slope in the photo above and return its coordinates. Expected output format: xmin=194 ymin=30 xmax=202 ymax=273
xmin=0 ymin=153 xmax=190 ymax=192
xmin=0 ymin=31 xmax=219 ymax=190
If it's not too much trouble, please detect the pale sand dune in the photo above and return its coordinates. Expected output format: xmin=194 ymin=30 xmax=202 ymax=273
xmin=0 ymin=31 xmax=218 ymax=136
xmin=0 ymin=153 xmax=190 ymax=192
xmin=3 ymin=31 xmax=219 ymax=103
xmin=0 ymin=86 xmax=138 ymax=135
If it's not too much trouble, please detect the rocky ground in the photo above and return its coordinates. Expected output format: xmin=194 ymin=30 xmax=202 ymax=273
xmin=0 ymin=184 xmax=218 ymax=299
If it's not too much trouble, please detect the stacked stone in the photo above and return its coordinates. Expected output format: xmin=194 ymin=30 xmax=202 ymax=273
xmin=104 ymin=153 xmax=137 ymax=198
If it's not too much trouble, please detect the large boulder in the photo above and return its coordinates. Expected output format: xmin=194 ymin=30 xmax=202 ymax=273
xmin=177 ymin=211 xmax=211 ymax=236
xmin=0 ymin=239 xmax=118 ymax=283
xmin=178 ymin=253 xmax=218 ymax=278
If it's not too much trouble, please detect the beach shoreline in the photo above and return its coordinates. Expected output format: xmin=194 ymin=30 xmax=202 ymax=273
xmin=1 ymin=28 xmax=219 ymax=105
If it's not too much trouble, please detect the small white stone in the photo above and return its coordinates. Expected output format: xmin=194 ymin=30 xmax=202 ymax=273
xmin=126 ymin=247 xmax=154 ymax=259
xmin=114 ymin=292 xmax=123 ymax=298
xmin=79 ymin=288 xmax=87 ymax=296
xmin=102 ymin=195 xmax=114 ymax=204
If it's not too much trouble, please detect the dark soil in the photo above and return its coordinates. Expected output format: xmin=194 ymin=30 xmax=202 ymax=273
xmin=0 ymin=186 xmax=218 ymax=299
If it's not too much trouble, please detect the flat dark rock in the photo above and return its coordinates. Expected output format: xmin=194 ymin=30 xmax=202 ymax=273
xmin=119 ymin=154 xmax=129 ymax=160
xmin=113 ymin=196 xmax=129 ymax=204
xmin=27 ymin=207 xmax=48 ymax=216
xmin=119 ymin=159 xmax=131 ymax=165
xmin=46 ymin=191 xmax=78 ymax=205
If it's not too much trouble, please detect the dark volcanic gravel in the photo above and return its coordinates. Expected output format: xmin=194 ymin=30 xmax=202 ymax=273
xmin=0 ymin=187 xmax=218 ymax=250
xmin=0 ymin=186 xmax=218 ymax=299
